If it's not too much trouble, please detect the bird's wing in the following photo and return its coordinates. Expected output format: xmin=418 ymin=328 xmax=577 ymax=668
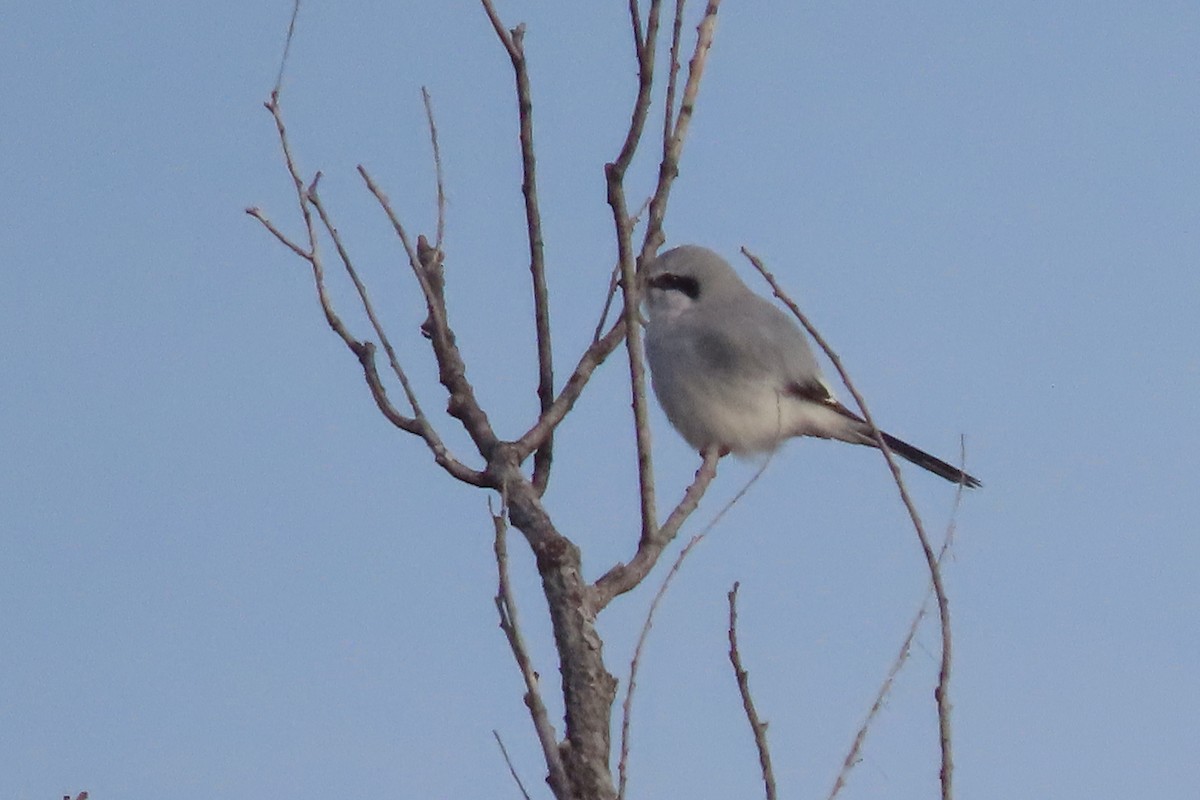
xmin=788 ymin=378 xmax=982 ymax=486
xmin=785 ymin=378 xmax=865 ymax=423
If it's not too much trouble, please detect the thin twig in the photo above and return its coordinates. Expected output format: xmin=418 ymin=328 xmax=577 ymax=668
xmin=593 ymin=446 xmax=720 ymax=610
xmin=612 ymin=0 xmax=664 ymax=174
xmin=655 ymin=446 xmax=723 ymax=544
xmin=245 ymin=208 xmax=308 ymax=259
xmin=615 ymin=451 xmax=770 ymax=798
xmin=249 ymin=95 xmax=487 ymax=485
xmin=605 ymin=0 xmax=663 ymax=541
xmin=357 ymin=167 xmax=428 ymax=296
xmin=613 ymin=211 xmax=657 ymax=543
xmin=420 ymin=87 xmax=447 ymax=251
xmin=640 ymin=0 xmax=723 ymax=261
xmin=592 ymin=262 xmax=624 ymax=345
xmin=516 ymin=4 xmax=725 ymax=468
xmin=829 ymin=485 xmax=965 ymax=800
xmin=306 ymin=180 xmax=427 ymax=421
xmin=272 ymin=0 xmax=301 ymax=95
xmin=605 ymin=0 xmax=671 ymax=546
xmin=479 ymin=0 xmax=520 ymax=60
xmin=304 ymin=187 xmax=484 ymax=482
xmin=251 ymin=97 xmax=370 ymax=365
xmin=627 ymin=0 xmax=645 ymax=66
xmin=592 ymin=195 xmax=655 ymax=345
xmin=588 ymin=5 xmax=725 ymax=535
xmin=728 ymin=582 xmax=776 ymax=800
xmin=262 ymin=94 xmax=324 ymax=312
xmin=741 ymin=247 xmax=955 ymax=800
xmin=358 ymin=166 xmax=499 ymax=455
xmin=492 ymin=500 xmax=570 ymax=798
xmin=513 ymin=319 xmax=626 ymax=461
xmin=493 ymin=730 xmax=534 ymax=800
xmin=357 ymin=167 xmax=449 ymax=370
xmin=455 ymin=3 xmax=562 ymax=495
xmin=616 ymin=533 xmax=704 ymax=800
xmin=661 ymin=0 xmax=686 ymax=154
xmin=478 ymin=3 xmax=555 ymax=492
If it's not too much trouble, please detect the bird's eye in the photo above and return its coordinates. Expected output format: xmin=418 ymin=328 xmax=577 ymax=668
xmin=648 ymin=273 xmax=700 ymax=300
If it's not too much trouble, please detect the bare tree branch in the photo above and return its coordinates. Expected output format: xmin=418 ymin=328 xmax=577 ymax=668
xmin=254 ymin=94 xmax=617 ymax=795
xmin=517 ymin=185 xmax=649 ymax=459
xmin=593 ymin=447 xmax=720 ymax=610
xmin=492 ymin=501 xmax=569 ymax=797
xmin=245 ymin=207 xmax=309 ymax=259
xmin=741 ymin=247 xmax=956 ymax=800
xmin=605 ymin=0 xmax=669 ymax=545
xmin=306 ymin=176 xmax=425 ymax=419
xmin=602 ymin=0 xmax=726 ymax=550
xmin=272 ymin=0 xmax=301 ymax=96
xmin=829 ymin=468 xmax=966 ymax=800
xmin=613 ymin=0 xmax=664 ymax=174
xmin=479 ymin=2 xmax=556 ymax=495
xmin=493 ymin=730 xmax=534 ymax=800
xmin=248 ymin=118 xmax=389 ymax=410
xmin=592 ymin=263 xmax=625 ymax=346
xmin=254 ymin=7 xmax=737 ymax=798
xmin=616 ymin=532 xmax=705 ymax=800
xmin=613 ymin=453 xmax=767 ymax=798
xmin=639 ymin=1 xmax=722 ymax=262
xmin=727 ymin=582 xmax=777 ymax=800
xmin=248 ymin=94 xmax=487 ymax=486
xmin=609 ymin=201 xmax=658 ymax=543
xmin=420 ymin=87 xmax=447 ymax=251
xmin=461 ymin=23 xmax=712 ymax=790
xmin=661 ymin=0 xmax=686 ymax=159
xmin=306 ymin=180 xmax=487 ymax=484
xmin=592 ymin=196 xmax=655 ymax=345
xmin=259 ymin=92 xmax=323 ymax=312
xmin=517 ymin=5 xmax=724 ymax=474
xmin=499 ymin=469 xmax=619 ymax=800
xmin=512 ymin=321 xmax=627 ymax=463
xmin=355 ymin=166 xmax=422 ymax=280
xmin=358 ymin=168 xmax=500 ymax=457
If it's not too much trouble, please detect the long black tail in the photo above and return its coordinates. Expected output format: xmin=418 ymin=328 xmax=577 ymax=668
xmin=804 ymin=388 xmax=982 ymax=488
xmin=879 ymin=431 xmax=982 ymax=488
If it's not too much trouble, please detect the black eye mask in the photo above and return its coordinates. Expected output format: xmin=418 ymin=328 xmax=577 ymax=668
xmin=648 ymin=272 xmax=701 ymax=300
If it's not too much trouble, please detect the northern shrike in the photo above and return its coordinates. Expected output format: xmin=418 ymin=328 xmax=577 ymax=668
xmin=643 ymin=245 xmax=981 ymax=488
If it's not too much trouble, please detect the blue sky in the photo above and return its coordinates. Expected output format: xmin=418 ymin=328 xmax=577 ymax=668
xmin=3 ymin=2 xmax=1198 ymax=798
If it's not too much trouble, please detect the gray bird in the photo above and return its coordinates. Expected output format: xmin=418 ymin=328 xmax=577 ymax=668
xmin=643 ymin=245 xmax=981 ymax=488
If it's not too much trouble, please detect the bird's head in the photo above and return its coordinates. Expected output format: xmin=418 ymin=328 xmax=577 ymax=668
xmin=643 ymin=245 xmax=749 ymax=322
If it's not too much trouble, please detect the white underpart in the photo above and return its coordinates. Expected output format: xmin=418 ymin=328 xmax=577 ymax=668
xmin=645 ymin=285 xmax=693 ymax=322
xmin=677 ymin=376 xmax=861 ymax=455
